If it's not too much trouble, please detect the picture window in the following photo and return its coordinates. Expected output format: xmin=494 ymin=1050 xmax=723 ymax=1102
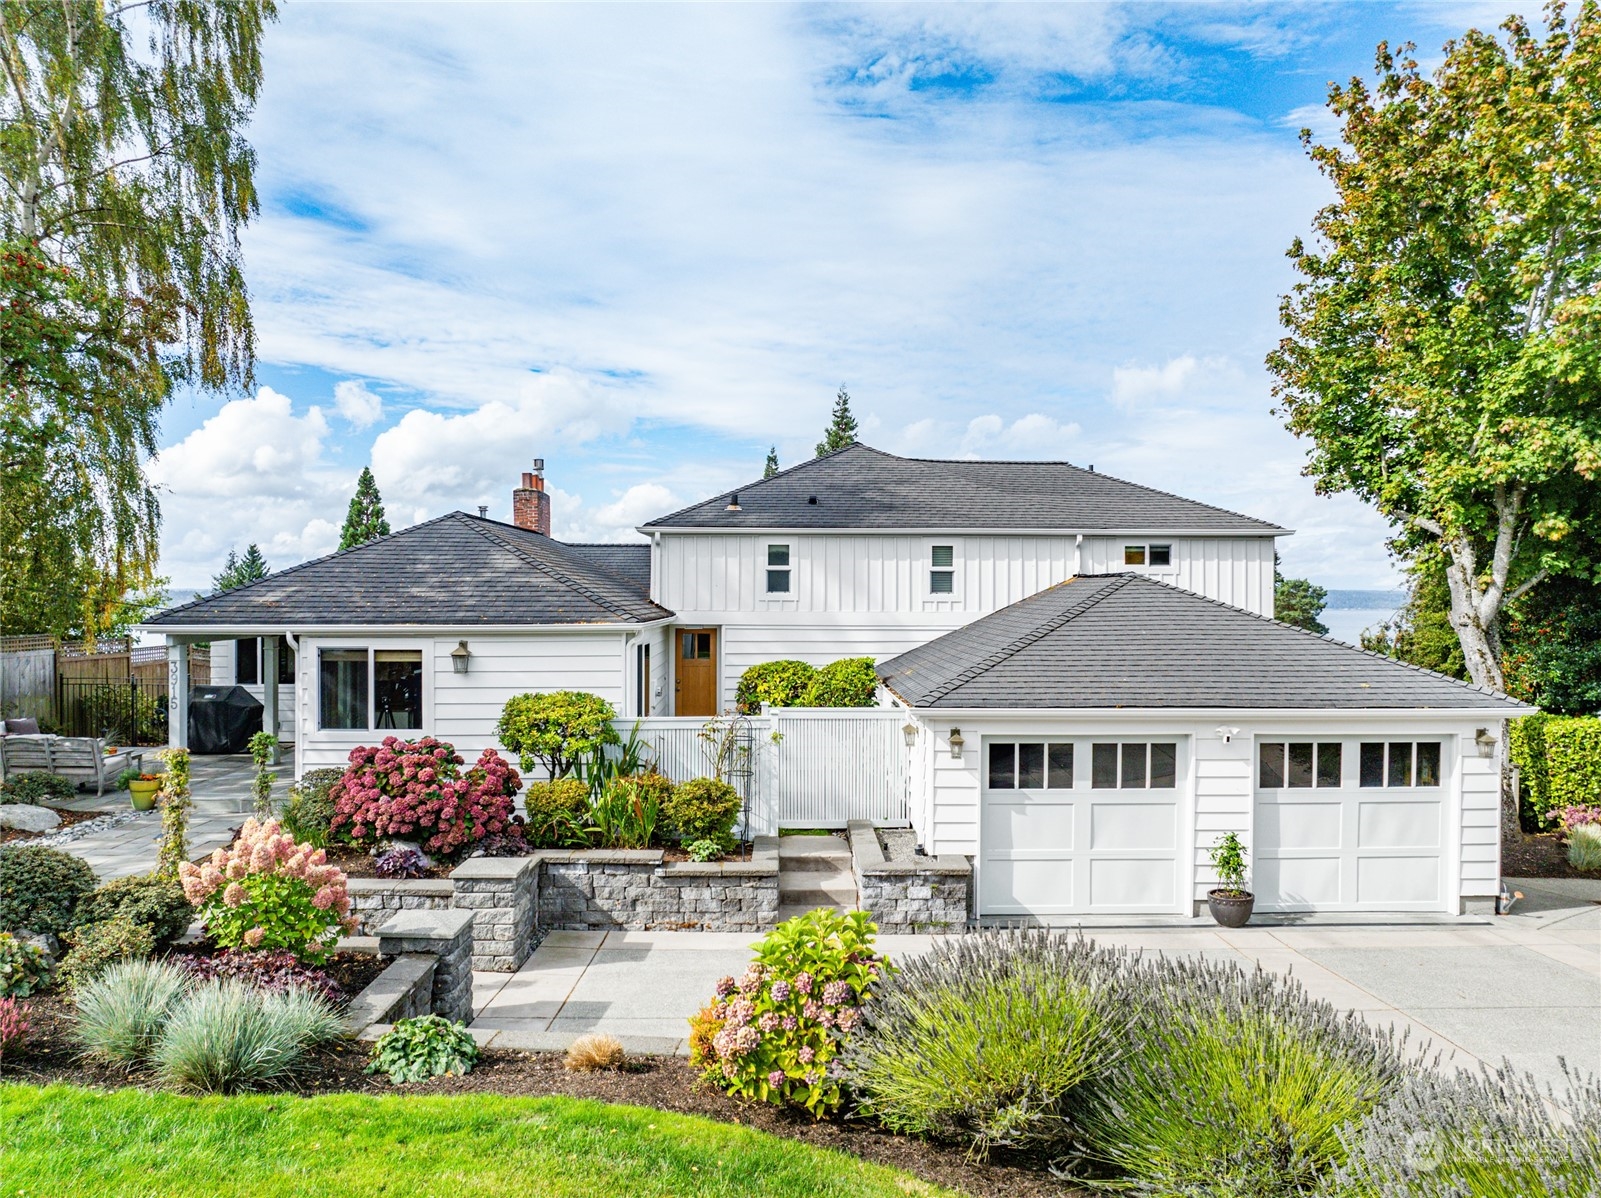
xmin=319 ymin=647 xmax=422 ymax=732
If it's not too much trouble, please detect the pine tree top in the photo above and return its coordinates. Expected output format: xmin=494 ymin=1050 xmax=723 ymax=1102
xmin=816 ymin=386 xmax=859 ymax=457
xmin=763 ymin=446 xmax=779 ymax=478
xmin=340 ymin=466 xmax=391 ymax=551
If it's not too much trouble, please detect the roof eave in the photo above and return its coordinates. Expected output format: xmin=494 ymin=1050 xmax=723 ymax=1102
xmin=639 ymin=523 xmax=1290 ymax=536
xmin=890 ymin=702 xmax=1534 ymax=718
xmin=137 ymin=615 xmax=676 ymax=636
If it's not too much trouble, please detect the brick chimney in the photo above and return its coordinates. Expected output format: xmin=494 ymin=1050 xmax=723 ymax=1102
xmin=512 ymin=458 xmax=551 ymax=535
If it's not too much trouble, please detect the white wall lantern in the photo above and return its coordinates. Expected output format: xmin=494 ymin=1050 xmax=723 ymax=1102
xmin=902 ymin=722 xmax=918 ymax=747
xmin=947 ymin=727 xmax=964 ymax=759
xmin=451 ymin=640 xmax=472 ymax=675
xmin=1475 ymin=727 xmax=1498 ymax=758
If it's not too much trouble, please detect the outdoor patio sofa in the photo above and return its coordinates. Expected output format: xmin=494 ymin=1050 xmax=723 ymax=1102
xmin=0 ymin=733 xmax=146 ymax=796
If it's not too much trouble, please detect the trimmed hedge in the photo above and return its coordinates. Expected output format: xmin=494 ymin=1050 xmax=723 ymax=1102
xmin=662 ymin=777 xmax=741 ymax=846
xmin=735 ymin=660 xmax=816 ymax=714
xmin=800 ymin=657 xmax=878 ymax=708
xmin=1510 ymin=713 xmax=1601 ymax=829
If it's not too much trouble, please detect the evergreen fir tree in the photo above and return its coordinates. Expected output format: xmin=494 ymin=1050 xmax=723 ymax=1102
xmin=763 ymin=446 xmax=779 ymax=478
xmin=339 ymin=466 xmax=391 ymax=550
xmin=213 ymin=545 xmax=269 ymax=593
xmin=815 ymin=386 xmax=859 ymax=456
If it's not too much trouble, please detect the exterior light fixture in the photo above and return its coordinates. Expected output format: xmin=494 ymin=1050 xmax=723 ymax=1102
xmin=947 ymin=727 xmax=964 ymax=759
xmin=1475 ymin=727 xmax=1497 ymax=758
xmin=1216 ymin=726 xmax=1241 ymax=744
xmin=451 ymin=640 xmax=471 ymax=674
xmin=902 ymin=722 xmax=918 ymax=747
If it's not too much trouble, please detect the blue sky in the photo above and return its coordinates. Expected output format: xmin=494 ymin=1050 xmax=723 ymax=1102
xmin=150 ymin=0 xmax=1520 ymax=593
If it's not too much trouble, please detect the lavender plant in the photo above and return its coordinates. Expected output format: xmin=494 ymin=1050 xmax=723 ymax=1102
xmin=843 ymin=929 xmax=1135 ymax=1159
xmin=1078 ymin=953 xmax=1404 ymax=1195
xmin=1328 ymin=1060 xmax=1601 ymax=1197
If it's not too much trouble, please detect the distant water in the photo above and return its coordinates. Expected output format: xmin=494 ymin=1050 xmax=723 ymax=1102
xmin=1320 ymin=589 xmax=1405 ymax=647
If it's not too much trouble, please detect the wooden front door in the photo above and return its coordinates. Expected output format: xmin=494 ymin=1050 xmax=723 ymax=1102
xmin=675 ymin=628 xmax=717 ymax=716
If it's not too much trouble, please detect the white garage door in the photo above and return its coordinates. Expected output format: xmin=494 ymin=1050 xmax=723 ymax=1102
xmin=1255 ymin=739 xmax=1447 ymax=912
xmin=981 ymin=739 xmax=1182 ymax=916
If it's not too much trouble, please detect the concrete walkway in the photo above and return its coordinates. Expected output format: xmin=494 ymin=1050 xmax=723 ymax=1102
xmin=469 ymin=877 xmax=1601 ymax=1089
xmin=49 ymin=755 xmax=262 ymax=881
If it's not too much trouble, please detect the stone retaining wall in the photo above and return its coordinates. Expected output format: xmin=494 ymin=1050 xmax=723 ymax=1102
xmin=375 ymin=908 xmax=474 ymax=1023
xmin=535 ymin=839 xmax=779 ymax=932
xmin=347 ymin=878 xmax=453 ymax=935
xmin=451 ymin=856 xmax=539 ymax=972
xmin=343 ymin=953 xmax=436 ymax=1034
xmin=848 ymin=821 xmax=971 ymax=934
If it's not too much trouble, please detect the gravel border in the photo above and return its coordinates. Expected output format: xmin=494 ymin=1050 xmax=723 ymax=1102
xmin=16 ymin=809 xmax=150 ymax=849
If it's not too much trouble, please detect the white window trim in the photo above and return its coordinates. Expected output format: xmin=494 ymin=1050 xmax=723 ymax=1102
xmin=925 ymin=539 xmax=961 ymax=599
xmin=762 ymin=540 xmax=795 ymax=597
xmin=311 ymin=640 xmax=432 ymax=737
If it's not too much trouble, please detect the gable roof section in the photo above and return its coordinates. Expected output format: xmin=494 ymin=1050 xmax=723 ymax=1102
xmin=877 ymin=574 xmax=1522 ymax=711
xmin=144 ymin=513 xmax=672 ymax=629
xmin=642 ymin=443 xmax=1286 ymax=533
xmin=559 ymin=542 xmax=651 ymax=597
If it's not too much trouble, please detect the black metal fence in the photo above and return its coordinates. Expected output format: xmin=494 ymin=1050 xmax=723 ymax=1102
xmin=55 ymin=677 xmax=169 ymax=744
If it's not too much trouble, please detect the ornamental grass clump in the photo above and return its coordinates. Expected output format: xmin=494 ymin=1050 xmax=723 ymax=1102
xmin=843 ymin=929 xmax=1135 ymax=1159
xmin=74 ymin=958 xmax=190 ymax=1067
xmin=179 ymin=817 xmax=355 ymax=963
xmin=154 ymin=979 xmax=345 ymax=1094
xmin=1568 ymin=823 xmax=1601 ymax=871
xmin=1328 ymin=1061 xmax=1601 ymax=1198
xmin=690 ymin=909 xmax=887 ymax=1115
xmin=329 ymin=736 xmax=523 ymax=859
xmin=1077 ymin=953 xmax=1403 ymax=1196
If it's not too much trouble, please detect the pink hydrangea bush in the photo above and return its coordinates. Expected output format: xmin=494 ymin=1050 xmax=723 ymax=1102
xmin=179 ymin=818 xmax=355 ymax=963
xmin=689 ymin=909 xmax=888 ymax=1115
xmin=328 ymin=736 xmax=523 ymax=859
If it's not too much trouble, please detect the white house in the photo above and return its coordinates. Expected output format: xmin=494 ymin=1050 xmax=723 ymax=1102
xmin=142 ymin=445 xmax=1527 ymax=918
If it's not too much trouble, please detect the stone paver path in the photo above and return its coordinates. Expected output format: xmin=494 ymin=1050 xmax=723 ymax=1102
xmin=469 ymin=877 xmax=1601 ymax=1088
xmin=48 ymin=754 xmax=262 ymax=881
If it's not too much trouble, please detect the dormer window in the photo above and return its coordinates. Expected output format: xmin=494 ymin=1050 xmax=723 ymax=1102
xmin=930 ymin=545 xmax=955 ymax=594
xmin=766 ymin=543 xmax=791 ymax=593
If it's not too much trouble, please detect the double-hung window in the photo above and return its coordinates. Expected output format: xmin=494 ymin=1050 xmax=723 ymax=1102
xmin=319 ymin=647 xmax=423 ymax=731
xmin=765 ymin=544 xmax=791 ymax=594
xmin=930 ymin=545 xmax=955 ymax=594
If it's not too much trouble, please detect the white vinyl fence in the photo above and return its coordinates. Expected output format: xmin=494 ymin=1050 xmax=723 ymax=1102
xmin=620 ymin=709 xmax=909 ymax=836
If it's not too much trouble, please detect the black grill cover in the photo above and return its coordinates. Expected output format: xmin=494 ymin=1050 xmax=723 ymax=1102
xmin=188 ymin=685 xmax=264 ymax=754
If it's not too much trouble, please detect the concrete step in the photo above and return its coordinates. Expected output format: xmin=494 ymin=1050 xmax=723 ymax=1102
xmin=777 ymin=835 xmax=851 ymax=860
xmin=779 ymin=881 xmax=859 ymax=909
xmin=778 ymin=901 xmax=855 ymax=923
xmin=779 ymin=854 xmax=851 ymax=873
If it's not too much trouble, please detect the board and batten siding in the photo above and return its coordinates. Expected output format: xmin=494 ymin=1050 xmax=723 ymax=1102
xmin=654 ymin=532 xmax=1277 ymax=620
xmin=293 ymin=632 xmax=629 ymax=775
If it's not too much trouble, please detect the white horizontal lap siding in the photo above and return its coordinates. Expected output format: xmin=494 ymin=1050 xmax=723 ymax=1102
xmin=929 ymin=726 xmax=981 ymax=856
xmin=1080 ymin=536 xmax=1275 ymax=616
xmin=1459 ymin=740 xmax=1501 ymax=900
xmin=1192 ymin=736 xmax=1252 ymax=899
xmin=294 ymin=632 xmax=626 ymax=775
xmin=432 ymin=634 xmax=625 ymax=764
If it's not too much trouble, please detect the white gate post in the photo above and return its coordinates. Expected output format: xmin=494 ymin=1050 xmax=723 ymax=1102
xmin=166 ymin=639 xmax=190 ymax=749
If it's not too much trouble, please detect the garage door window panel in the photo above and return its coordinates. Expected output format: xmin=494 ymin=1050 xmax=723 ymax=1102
xmin=988 ymin=743 xmax=1016 ymax=790
xmin=1259 ymin=742 xmax=1343 ymax=789
xmin=1360 ymin=742 xmax=1443 ymax=788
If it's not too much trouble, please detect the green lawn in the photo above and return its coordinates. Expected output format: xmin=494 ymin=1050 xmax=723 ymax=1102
xmin=0 ymin=1084 xmax=952 ymax=1198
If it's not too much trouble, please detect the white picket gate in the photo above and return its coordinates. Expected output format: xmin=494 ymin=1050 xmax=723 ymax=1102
xmin=617 ymin=709 xmax=909 ymax=836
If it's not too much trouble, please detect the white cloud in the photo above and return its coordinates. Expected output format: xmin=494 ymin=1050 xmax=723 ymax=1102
xmin=333 ymin=379 xmax=383 ymax=428
xmin=149 ymin=388 xmax=350 ymax=584
xmin=552 ymin=483 xmax=679 ymax=543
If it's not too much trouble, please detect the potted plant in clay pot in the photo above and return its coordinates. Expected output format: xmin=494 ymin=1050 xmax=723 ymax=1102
xmin=1206 ymin=831 xmax=1253 ymax=927
xmin=122 ymin=771 xmax=163 ymax=812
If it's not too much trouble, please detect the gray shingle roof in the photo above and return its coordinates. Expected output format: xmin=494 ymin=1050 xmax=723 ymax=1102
xmin=642 ymin=444 xmax=1286 ymax=533
xmin=144 ymin=513 xmax=672 ymax=629
xmin=559 ymin=543 xmax=651 ymax=597
xmin=877 ymin=574 xmax=1522 ymax=711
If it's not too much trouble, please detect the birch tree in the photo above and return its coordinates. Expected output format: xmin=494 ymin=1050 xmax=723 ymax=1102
xmin=0 ymin=0 xmax=275 ymax=634
xmin=1268 ymin=4 xmax=1601 ymax=691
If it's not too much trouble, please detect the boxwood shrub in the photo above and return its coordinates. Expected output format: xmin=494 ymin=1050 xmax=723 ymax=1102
xmin=522 ymin=777 xmax=591 ymax=847
xmin=663 ymin=777 xmax=740 ymax=846
xmin=0 ymin=845 xmax=97 ymax=934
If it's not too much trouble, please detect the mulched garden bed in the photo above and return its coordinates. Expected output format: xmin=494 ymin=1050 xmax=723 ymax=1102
xmin=320 ymin=844 xmax=451 ymax=880
xmin=1503 ymin=831 xmax=1601 ymax=881
xmin=0 ymin=806 xmax=109 ymax=845
xmin=2 ymin=992 xmax=1073 ymax=1198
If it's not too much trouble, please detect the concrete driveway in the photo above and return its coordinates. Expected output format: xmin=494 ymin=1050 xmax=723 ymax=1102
xmin=470 ymin=876 xmax=1600 ymax=1090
